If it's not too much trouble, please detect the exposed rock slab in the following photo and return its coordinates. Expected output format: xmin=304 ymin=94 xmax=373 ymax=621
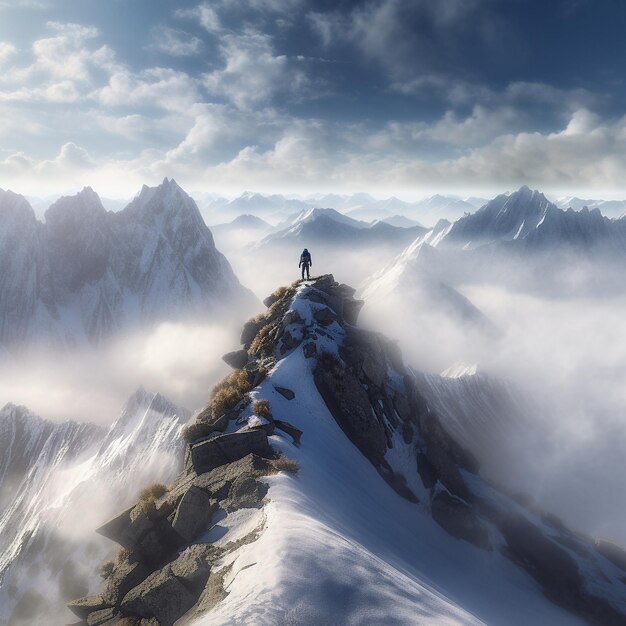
xmin=190 ymin=429 xmax=271 ymax=474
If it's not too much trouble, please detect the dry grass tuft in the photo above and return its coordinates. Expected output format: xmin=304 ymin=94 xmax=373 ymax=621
xmin=116 ymin=547 xmax=132 ymax=563
xmin=117 ymin=618 xmax=142 ymax=626
xmin=252 ymin=399 xmax=272 ymax=418
xmin=138 ymin=482 xmax=168 ymax=501
xmin=210 ymin=369 xmax=252 ymax=418
xmin=272 ymin=286 xmax=288 ymax=299
xmin=135 ymin=482 xmax=168 ymax=517
xmin=99 ymin=560 xmax=115 ymax=579
xmin=249 ymin=324 xmax=273 ymax=355
xmin=271 ymin=453 xmax=300 ymax=474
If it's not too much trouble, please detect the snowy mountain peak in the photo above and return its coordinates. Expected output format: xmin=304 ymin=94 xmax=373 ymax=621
xmin=45 ymin=186 xmax=107 ymax=225
xmin=0 ymin=188 xmax=37 ymax=227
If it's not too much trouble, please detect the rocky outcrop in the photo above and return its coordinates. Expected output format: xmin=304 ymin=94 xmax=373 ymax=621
xmin=120 ymin=545 xmax=212 ymax=626
xmin=190 ymin=429 xmax=272 ymax=474
xmin=72 ymin=275 xmax=626 ymax=626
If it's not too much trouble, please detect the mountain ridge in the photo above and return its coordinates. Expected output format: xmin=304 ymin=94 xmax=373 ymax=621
xmin=68 ymin=275 xmax=626 ymax=626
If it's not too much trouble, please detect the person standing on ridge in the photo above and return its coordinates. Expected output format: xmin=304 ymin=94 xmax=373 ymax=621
xmin=299 ymin=248 xmax=312 ymax=280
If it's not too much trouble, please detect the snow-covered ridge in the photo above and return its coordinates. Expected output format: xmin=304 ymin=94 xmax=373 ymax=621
xmin=0 ymin=178 xmax=256 ymax=354
xmin=72 ymin=276 xmax=626 ymax=626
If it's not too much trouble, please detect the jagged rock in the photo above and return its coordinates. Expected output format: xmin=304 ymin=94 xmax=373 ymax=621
xmin=87 ymin=607 xmax=118 ymax=625
xmin=416 ymin=453 xmax=437 ymax=489
xmin=303 ymin=342 xmax=317 ymax=358
xmin=240 ymin=319 xmax=262 ymax=348
xmin=222 ymin=349 xmax=248 ymax=369
xmin=280 ymin=330 xmax=301 ymax=353
xmin=96 ymin=507 xmax=146 ymax=549
xmin=313 ymin=306 xmax=338 ymax=326
xmin=282 ymin=310 xmax=304 ymax=327
xmin=192 ymin=453 xmax=272 ymax=501
xmin=381 ymin=468 xmax=419 ymax=503
xmin=343 ymin=298 xmax=364 ymax=325
xmin=393 ymin=392 xmax=412 ymax=422
xmin=314 ymin=358 xmax=387 ymax=467
xmin=67 ymin=595 xmax=109 ymax=619
xmin=172 ymin=487 xmax=218 ymax=542
xmin=102 ymin=558 xmax=151 ymax=606
xmin=421 ymin=437 xmax=470 ymax=501
xmin=595 ymin=539 xmax=626 ymax=571
xmin=190 ymin=429 xmax=272 ymax=474
xmin=431 ymin=491 xmax=490 ymax=549
xmin=121 ymin=545 xmax=211 ymax=626
xmin=263 ymin=294 xmax=279 ymax=308
xmin=273 ymin=385 xmax=295 ymax=400
xmin=224 ymin=475 xmax=269 ymax=512
xmin=274 ymin=419 xmax=302 ymax=445
xmin=360 ymin=347 xmax=388 ymax=389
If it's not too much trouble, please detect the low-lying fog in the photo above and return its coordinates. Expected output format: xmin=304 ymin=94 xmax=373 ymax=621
xmin=1 ymin=233 xmax=624 ymax=547
xmin=0 ymin=321 xmax=238 ymax=423
xmin=361 ymin=255 xmax=626 ymax=545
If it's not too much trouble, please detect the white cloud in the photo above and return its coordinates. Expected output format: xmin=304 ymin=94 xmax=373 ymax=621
xmin=203 ymin=29 xmax=308 ymax=109
xmin=95 ymin=67 xmax=200 ymax=113
xmin=176 ymin=3 xmax=221 ymax=33
xmin=148 ymin=26 xmax=203 ymax=57
xmin=0 ymin=42 xmax=16 ymax=65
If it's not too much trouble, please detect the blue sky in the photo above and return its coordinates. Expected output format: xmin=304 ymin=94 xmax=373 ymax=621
xmin=0 ymin=0 xmax=625 ymax=197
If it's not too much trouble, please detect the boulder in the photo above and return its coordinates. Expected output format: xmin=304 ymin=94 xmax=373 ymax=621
xmin=67 ymin=595 xmax=109 ymax=620
xmin=222 ymin=349 xmax=248 ymax=369
xmin=273 ymin=385 xmax=295 ymax=400
xmin=224 ymin=475 xmax=269 ymax=512
xmin=191 ymin=429 xmax=272 ymax=474
xmin=240 ymin=319 xmax=262 ymax=348
xmin=96 ymin=505 xmax=154 ymax=550
xmin=172 ymin=487 xmax=218 ymax=542
xmin=274 ymin=419 xmax=303 ymax=445
xmin=120 ymin=546 xmax=211 ymax=626
xmin=192 ymin=452 xmax=272 ymax=500
xmin=102 ymin=558 xmax=151 ymax=606
xmin=431 ymin=491 xmax=490 ymax=549
xmin=87 ymin=607 xmax=118 ymax=625
xmin=303 ymin=342 xmax=317 ymax=358
xmin=263 ymin=294 xmax=279 ymax=308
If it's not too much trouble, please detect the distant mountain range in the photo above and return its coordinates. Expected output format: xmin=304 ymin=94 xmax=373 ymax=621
xmin=0 ymin=388 xmax=189 ymax=625
xmin=257 ymin=207 xmax=428 ymax=251
xmin=0 ymin=179 xmax=256 ymax=354
xmin=198 ymin=192 xmax=487 ymax=227
xmin=441 ymin=186 xmax=626 ymax=252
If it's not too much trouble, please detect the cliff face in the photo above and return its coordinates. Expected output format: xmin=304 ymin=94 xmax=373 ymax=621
xmin=71 ymin=276 xmax=626 ymax=626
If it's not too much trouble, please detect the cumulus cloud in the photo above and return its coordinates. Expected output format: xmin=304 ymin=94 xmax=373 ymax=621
xmin=148 ymin=25 xmax=204 ymax=57
xmin=95 ymin=66 xmax=200 ymax=112
xmin=0 ymin=42 xmax=16 ymax=65
xmin=203 ymin=29 xmax=308 ymax=109
xmin=176 ymin=3 xmax=222 ymax=33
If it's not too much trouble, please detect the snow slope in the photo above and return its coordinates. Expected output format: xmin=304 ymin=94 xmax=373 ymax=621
xmin=186 ymin=281 xmax=623 ymax=626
